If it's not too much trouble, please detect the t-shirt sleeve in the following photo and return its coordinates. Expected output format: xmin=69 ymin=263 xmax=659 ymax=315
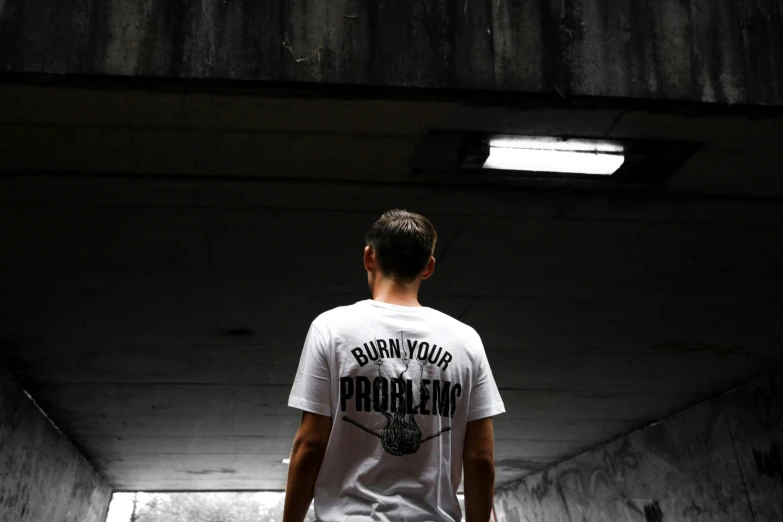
xmin=288 ymin=321 xmax=332 ymax=417
xmin=466 ymin=331 xmax=506 ymax=422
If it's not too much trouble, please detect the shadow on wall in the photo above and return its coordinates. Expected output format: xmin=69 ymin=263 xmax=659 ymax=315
xmin=494 ymin=370 xmax=783 ymax=522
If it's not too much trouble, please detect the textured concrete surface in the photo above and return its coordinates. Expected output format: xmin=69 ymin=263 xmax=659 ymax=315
xmin=0 ymin=0 xmax=781 ymax=104
xmin=494 ymin=370 xmax=783 ymax=522
xmin=1 ymin=173 xmax=782 ymax=490
xmin=0 ymin=371 xmax=112 ymax=522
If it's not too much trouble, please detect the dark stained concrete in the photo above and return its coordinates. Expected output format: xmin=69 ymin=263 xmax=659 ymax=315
xmin=0 ymin=371 xmax=112 ymax=522
xmin=0 ymin=0 xmax=781 ymax=105
xmin=494 ymin=370 xmax=783 ymax=522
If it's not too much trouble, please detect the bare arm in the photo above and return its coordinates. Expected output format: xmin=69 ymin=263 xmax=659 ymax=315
xmin=463 ymin=417 xmax=496 ymax=522
xmin=283 ymin=411 xmax=331 ymax=522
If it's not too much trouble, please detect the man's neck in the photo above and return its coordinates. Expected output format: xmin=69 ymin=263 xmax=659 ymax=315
xmin=371 ymin=278 xmax=422 ymax=307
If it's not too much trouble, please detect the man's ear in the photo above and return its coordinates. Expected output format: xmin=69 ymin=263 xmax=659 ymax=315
xmin=420 ymin=256 xmax=436 ymax=280
xmin=363 ymin=246 xmax=374 ymax=272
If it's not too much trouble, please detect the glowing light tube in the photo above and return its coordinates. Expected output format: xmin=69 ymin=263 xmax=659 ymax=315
xmin=482 ymin=137 xmax=625 ymax=175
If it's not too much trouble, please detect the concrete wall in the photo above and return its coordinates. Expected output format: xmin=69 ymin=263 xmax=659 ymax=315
xmin=0 ymin=0 xmax=781 ymax=105
xmin=0 ymin=372 xmax=112 ymax=522
xmin=494 ymin=370 xmax=783 ymax=522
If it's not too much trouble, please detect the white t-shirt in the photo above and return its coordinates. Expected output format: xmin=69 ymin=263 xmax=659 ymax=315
xmin=288 ymin=299 xmax=505 ymax=522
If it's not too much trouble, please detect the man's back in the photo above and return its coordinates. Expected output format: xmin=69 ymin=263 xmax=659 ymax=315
xmin=288 ymin=299 xmax=505 ymax=522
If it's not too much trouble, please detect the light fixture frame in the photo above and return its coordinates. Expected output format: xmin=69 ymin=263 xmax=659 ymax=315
xmin=408 ymin=130 xmax=702 ymax=187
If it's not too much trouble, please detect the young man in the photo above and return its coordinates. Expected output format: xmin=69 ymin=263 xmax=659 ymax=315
xmin=285 ymin=210 xmax=505 ymax=522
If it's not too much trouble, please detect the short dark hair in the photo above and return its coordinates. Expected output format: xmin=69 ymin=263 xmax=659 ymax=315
xmin=365 ymin=210 xmax=437 ymax=282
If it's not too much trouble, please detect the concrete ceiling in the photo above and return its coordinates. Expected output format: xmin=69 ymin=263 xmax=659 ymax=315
xmin=1 ymin=80 xmax=783 ymax=197
xmin=1 ymin=79 xmax=783 ymax=490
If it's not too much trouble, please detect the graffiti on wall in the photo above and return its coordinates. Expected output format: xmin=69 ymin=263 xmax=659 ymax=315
xmin=495 ymin=371 xmax=783 ymax=522
xmin=642 ymin=501 xmax=663 ymax=522
xmin=751 ymin=379 xmax=782 ymax=433
xmin=496 ymin=438 xmax=650 ymax=522
xmin=753 ymin=444 xmax=783 ymax=484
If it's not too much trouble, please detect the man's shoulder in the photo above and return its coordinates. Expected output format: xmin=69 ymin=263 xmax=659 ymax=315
xmin=424 ymin=306 xmax=480 ymax=338
xmin=311 ymin=301 xmax=368 ymax=329
xmin=311 ymin=300 xmax=481 ymax=342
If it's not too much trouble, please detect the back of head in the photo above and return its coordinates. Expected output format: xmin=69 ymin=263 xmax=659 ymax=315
xmin=365 ymin=210 xmax=438 ymax=282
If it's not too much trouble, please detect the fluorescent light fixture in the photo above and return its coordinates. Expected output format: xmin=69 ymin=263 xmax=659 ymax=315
xmin=482 ymin=136 xmax=625 ymax=175
xmin=488 ymin=136 xmax=624 ymax=152
xmin=282 ymin=458 xmax=290 ymax=465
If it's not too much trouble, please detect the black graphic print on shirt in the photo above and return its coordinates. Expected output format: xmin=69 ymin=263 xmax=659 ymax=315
xmin=340 ymin=332 xmax=460 ymax=456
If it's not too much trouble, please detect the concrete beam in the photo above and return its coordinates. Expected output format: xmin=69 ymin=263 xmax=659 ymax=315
xmin=0 ymin=0 xmax=781 ymax=105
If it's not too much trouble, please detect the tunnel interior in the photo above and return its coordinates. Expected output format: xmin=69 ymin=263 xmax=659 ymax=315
xmin=1 ymin=0 xmax=783 ymax=519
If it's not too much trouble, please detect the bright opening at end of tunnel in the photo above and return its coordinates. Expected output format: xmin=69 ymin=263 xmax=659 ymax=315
xmin=106 ymin=492 xmax=467 ymax=521
xmin=106 ymin=492 xmax=310 ymax=522
xmin=482 ymin=136 xmax=625 ymax=175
